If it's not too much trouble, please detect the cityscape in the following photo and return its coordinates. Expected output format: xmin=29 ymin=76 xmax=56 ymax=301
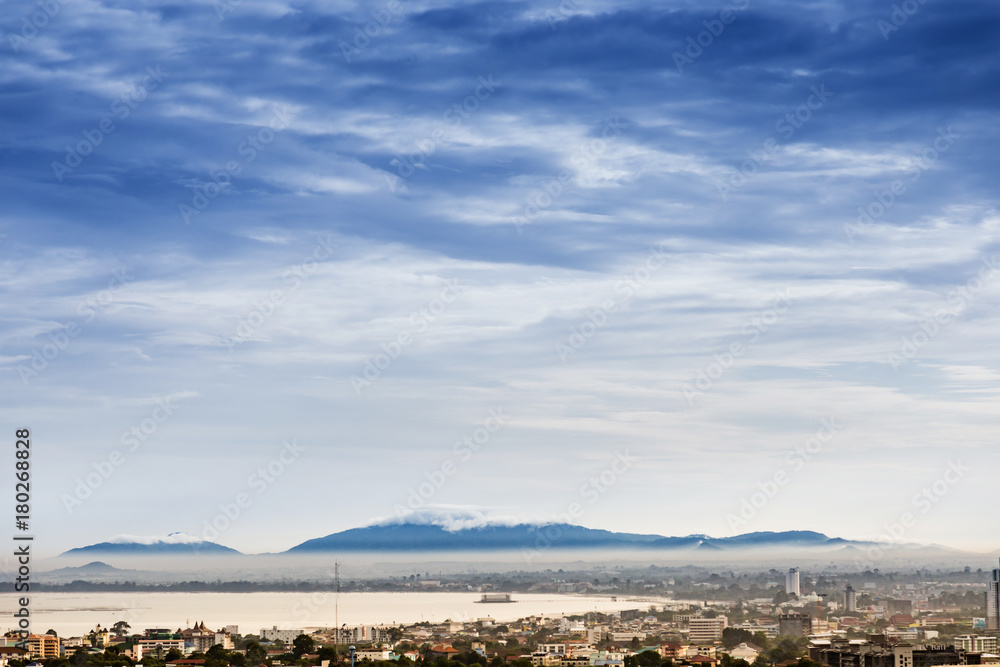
xmin=6 ymin=562 xmax=1000 ymax=667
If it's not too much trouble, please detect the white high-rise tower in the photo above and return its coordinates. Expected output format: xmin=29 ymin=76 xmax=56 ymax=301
xmin=786 ymin=567 xmax=801 ymax=596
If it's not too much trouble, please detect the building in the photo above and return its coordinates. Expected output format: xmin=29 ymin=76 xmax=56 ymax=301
xmin=260 ymin=627 xmax=306 ymax=644
xmin=887 ymin=600 xmax=913 ymax=617
xmin=539 ymin=645 xmax=568 ymax=655
xmin=429 ymin=645 xmax=460 ymax=660
xmin=687 ymin=657 xmax=718 ymax=667
xmin=24 ymin=635 xmax=60 ymax=660
xmin=330 ymin=626 xmax=394 ymax=645
xmin=846 ymin=586 xmax=857 ymax=613
xmin=728 ymin=644 xmax=762 ymax=662
xmin=659 ymin=644 xmax=684 ymax=659
xmin=182 ymin=622 xmax=222 ymax=652
xmin=131 ymin=636 xmax=187 ymax=659
xmin=88 ymin=626 xmax=111 ymax=648
xmin=0 ymin=646 xmax=29 ymax=667
xmin=810 ymin=637 xmax=969 ymax=667
xmin=955 ymin=636 xmax=998 ymax=653
xmin=787 ymin=569 xmax=801 ymax=597
xmin=778 ymin=613 xmax=811 ymax=637
xmin=689 ymin=618 xmax=728 ymax=643
xmin=989 ymin=560 xmax=1000 ymax=632
xmin=589 ymin=651 xmax=625 ymax=667
xmin=356 ymin=649 xmax=395 ymax=661
xmin=885 ymin=629 xmax=920 ymax=643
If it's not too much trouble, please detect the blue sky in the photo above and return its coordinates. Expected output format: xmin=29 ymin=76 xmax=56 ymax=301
xmin=2 ymin=0 xmax=999 ymax=556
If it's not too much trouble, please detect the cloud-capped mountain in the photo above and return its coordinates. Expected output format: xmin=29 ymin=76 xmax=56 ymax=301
xmin=284 ymin=521 xmax=861 ymax=553
xmin=61 ymin=533 xmax=241 ymax=556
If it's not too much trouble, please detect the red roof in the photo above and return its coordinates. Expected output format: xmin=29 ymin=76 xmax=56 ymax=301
xmin=430 ymin=645 xmax=459 ymax=654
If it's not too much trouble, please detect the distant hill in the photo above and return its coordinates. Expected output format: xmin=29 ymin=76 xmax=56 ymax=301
xmin=285 ymin=522 xmax=859 ymax=553
xmin=39 ymin=560 xmax=156 ymax=583
xmin=45 ymin=560 xmax=123 ymax=574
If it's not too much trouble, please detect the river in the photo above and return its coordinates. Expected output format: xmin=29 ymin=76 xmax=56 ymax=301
xmin=11 ymin=592 xmax=669 ymax=638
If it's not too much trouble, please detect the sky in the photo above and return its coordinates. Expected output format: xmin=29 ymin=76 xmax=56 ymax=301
xmin=2 ymin=0 xmax=999 ymax=557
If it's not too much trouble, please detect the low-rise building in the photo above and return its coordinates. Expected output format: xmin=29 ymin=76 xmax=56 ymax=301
xmin=260 ymin=627 xmax=306 ymax=644
xmin=727 ymin=643 xmax=762 ymax=662
xmin=955 ymin=636 xmax=998 ymax=654
xmin=688 ymin=618 xmax=727 ymax=643
xmin=355 ymin=649 xmax=395 ymax=661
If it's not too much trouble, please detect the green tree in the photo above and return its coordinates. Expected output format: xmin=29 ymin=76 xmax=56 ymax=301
xmin=293 ymin=635 xmax=316 ymax=657
xmin=772 ymin=591 xmax=791 ymax=605
xmin=624 ymin=651 xmax=661 ymax=667
xmin=245 ymin=641 xmax=267 ymax=664
xmin=722 ymin=628 xmax=756 ymax=650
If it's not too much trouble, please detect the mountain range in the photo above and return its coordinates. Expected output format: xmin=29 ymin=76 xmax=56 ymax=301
xmin=61 ymin=522 xmax=872 ymax=557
